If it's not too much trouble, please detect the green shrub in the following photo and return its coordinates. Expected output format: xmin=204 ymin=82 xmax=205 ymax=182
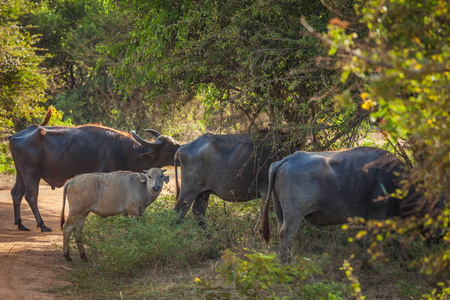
xmin=296 ymin=280 xmax=351 ymax=300
xmin=0 ymin=143 xmax=15 ymax=174
xmin=203 ymin=196 xmax=262 ymax=250
xmin=395 ymin=280 xmax=430 ymax=299
xmin=71 ymin=193 xmax=264 ymax=277
xmin=81 ymin=198 xmax=222 ymax=275
xmin=195 ymin=248 xmax=326 ymax=299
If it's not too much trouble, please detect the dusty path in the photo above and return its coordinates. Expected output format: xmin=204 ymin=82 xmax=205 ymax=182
xmin=0 ymin=170 xmax=177 ymax=300
xmin=0 ymin=179 xmax=71 ymax=300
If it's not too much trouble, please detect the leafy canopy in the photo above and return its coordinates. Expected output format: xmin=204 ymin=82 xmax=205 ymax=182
xmin=103 ymin=0 xmax=366 ymax=149
xmin=0 ymin=0 xmax=48 ymax=136
xmin=321 ymin=0 xmax=449 ymax=277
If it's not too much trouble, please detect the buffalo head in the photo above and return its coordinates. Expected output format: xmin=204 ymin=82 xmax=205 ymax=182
xmin=132 ymin=129 xmax=181 ymax=168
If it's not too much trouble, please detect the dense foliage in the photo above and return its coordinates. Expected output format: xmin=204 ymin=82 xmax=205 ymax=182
xmin=4 ymin=0 xmax=371 ymax=148
xmin=1 ymin=0 xmax=448 ymax=298
xmin=317 ymin=0 xmax=449 ymax=289
xmin=69 ymin=195 xmax=261 ymax=275
xmin=98 ymin=0 xmax=368 ymax=148
xmin=18 ymin=0 xmax=156 ymax=131
xmin=64 ymin=193 xmax=446 ymax=299
xmin=0 ymin=0 xmax=48 ymax=137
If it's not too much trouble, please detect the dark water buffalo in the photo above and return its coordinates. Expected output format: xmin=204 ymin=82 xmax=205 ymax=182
xmin=262 ymin=147 xmax=422 ymax=263
xmin=173 ymin=132 xmax=296 ymax=225
xmin=8 ymin=109 xmax=180 ymax=232
xmin=61 ymin=168 xmax=169 ymax=262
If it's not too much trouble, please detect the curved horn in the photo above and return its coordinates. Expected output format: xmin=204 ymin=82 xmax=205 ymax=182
xmin=131 ymin=130 xmax=163 ymax=147
xmin=40 ymin=108 xmax=53 ymax=126
xmin=144 ymin=129 xmax=161 ymax=138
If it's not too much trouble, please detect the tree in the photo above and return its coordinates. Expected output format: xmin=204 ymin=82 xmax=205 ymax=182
xmin=16 ymin=0 xmax=155 ymax=132
xmin=102 ymin=0 xmax=367 ymax=148
xmin=312 ymin=0 xmax=449 ymax=283
xmin=0 ymin=0 xmax=48 ymax=136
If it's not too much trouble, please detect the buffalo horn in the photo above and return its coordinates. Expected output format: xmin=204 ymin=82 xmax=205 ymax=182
xmin=144 ymin=129 xmax=161 ymax=138
xmin=131 ymin=130 xmax=163 ymax=147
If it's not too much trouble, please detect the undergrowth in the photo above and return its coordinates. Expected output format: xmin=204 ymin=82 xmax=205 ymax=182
xmin=58 ymin=192 xmax=448 ymax=299
xmin=0 ymin=143 xmax=15 ymax=174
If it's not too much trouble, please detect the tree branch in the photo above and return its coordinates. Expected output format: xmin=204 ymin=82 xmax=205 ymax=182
xmin=300 ymin=16 xmax=394 ymax=68
xmin=300 ymin=17 xmax=449 ymax=76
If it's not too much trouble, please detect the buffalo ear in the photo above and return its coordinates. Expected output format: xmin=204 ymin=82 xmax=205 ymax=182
xmin=164 ymin=175 xmax=170 ymax=184
xmin=135 ymin=173 xmax=147 ymax=183
xmin=138 ymin=152 xmax=156 ymax=159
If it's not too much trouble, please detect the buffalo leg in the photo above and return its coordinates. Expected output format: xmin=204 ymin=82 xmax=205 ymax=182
xmin=391 ymin=239 xmax=411 ymax=267
xmin=272 ymin=189 xmax=284 ymax=233
xmin=361 ymin=236 xmax=407 ymax=270
xmin=20 ymin=168 xmax=52 ymax=232
xmin=11 ymin=173 xmax=28 ymax=231
xmin=23 ymin=179 xmax=51 ymax=232
xmin=192 ymin=192 xmax=209 ymax=228
xmin=278 ymin=211 xmax=304 ymax=264
xmin=361 ymin=234 xmax=373 ymax=270
xmin=173 ymin=188 xmax=200 ymax=219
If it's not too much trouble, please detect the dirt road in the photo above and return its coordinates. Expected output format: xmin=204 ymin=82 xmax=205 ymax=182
xmin=0 ymin=179 xmax=70 ymax=300
xmin=0 ymin=170 xmax=177 ymax=300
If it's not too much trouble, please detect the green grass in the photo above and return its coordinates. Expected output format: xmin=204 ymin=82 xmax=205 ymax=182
xmin=55 ymin=192 xmax=448 ymax=299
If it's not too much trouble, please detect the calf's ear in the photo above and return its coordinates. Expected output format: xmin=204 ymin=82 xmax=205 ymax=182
xmin=135 ymin=173 xmax=147 ymax=183
xmin=164 ymin=175 xmax=170 ymax=184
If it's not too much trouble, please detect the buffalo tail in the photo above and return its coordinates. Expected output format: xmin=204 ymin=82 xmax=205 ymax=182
xmin=262 ymin=162 xmax=279 ymax=244
xmin=7 ymin=108 xmax=53 ymax=140
xmin=174 ymin=150 xmax=181 ymax=201
xmin=61 ymin=182 xmax=68 ymax=230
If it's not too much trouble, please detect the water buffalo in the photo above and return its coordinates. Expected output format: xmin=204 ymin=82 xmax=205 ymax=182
xmin=261 ymin=147 xmax=422 ymax=263
xmin=61 ymin=168 xmax=169 ymax=261
xmin=9 ymin=109 xmax=180 ymax=232
xmin=173 ymin=131 xmax=296 ymax=226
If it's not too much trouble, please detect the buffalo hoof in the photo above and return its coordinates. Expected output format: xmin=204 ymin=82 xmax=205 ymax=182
xmin=18 ymin=223 xmax=30 ymax=231
xmin=80 ymin=253 xmax=88 ymax=262
xmin=40 ymin=225 xmax=52 ymax=232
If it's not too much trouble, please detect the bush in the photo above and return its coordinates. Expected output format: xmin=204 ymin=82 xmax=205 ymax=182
xmin=81 ymin=197 xmax=222 ymax=275
xmin=203 ymin=195 xmax=262 ymax=250
xmin=0 ymin=143 xmax=15 ymax=174
xmin=296 ymin=280 xmax=351 ymax=300
xmin=194 ymin=248 xmax=349 ymax=300
xmin=77 ymin=194 xmax=262 ymax=276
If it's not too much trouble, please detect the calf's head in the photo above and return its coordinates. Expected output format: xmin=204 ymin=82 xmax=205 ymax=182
xmin=137 ymin=168 xmax=170 ymax=195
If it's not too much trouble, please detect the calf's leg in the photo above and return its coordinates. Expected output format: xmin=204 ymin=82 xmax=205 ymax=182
xmin=63 ymin=212 xmax=88 ymax=262
xmin=63 ymin=223 xmax=75 ymax=262
xmin=73 ymin=216 xmax=88 ymax=262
